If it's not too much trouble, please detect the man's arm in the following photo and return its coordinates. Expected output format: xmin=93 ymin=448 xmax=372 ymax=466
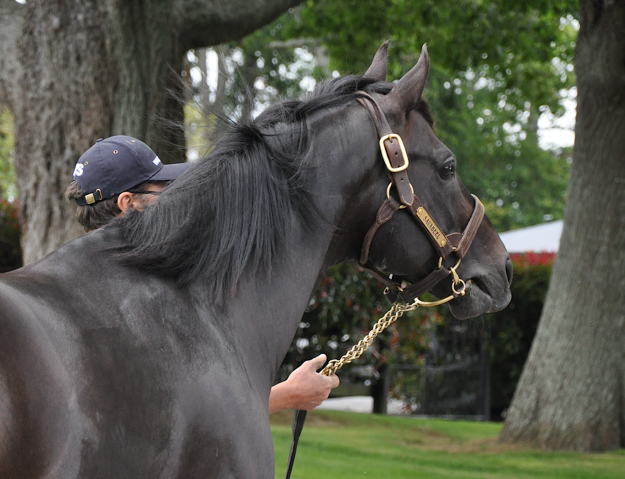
xmin=269 ymin=354 xmax=340 ymax=414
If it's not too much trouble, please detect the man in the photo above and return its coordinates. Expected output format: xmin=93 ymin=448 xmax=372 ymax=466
xmin=66 ymin=135 xmax=339 ymax=413
xmin=65 ymin=135 xmax=187 ymax=231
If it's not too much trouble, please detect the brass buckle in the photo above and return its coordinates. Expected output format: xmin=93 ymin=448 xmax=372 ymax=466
xmin=85 ymin=189 xmax=103 ymax=205
xmin=379 ymin=134 xmax=409 ymax=173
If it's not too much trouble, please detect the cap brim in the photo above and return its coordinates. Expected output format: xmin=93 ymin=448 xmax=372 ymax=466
xmin=148 ymin=162 xmax=190 ymax=182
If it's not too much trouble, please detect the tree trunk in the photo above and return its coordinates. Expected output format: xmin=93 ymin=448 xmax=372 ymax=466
xmin=14 ymin=0 xmax=115 ymax=262
xmin=499 ymin=0 xmax=625 ymax=451
xmin=0 ymin=0 xmax=302 ymax=265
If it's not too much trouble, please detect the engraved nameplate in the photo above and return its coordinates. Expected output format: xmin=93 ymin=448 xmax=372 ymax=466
xmin=416 ymin=207 xmax=447 ymax=248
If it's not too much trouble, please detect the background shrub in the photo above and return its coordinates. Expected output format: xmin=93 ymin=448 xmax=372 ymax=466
xmin=279 ymin=254 xmax=555 ymax=417
xmin=486 ymin=252 xmax=555 ymax=418
xmin=0 ymin=199 xmax=22 ymax=272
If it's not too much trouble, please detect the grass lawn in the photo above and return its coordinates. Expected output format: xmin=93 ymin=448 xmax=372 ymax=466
xmin=271 ymin=410 xmax=625 ymax=479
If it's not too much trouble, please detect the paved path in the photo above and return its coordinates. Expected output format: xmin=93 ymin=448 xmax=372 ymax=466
xmin=317 ymin=396 xmax=407 ymax=414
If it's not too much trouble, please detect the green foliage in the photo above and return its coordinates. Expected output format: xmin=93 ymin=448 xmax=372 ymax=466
xmin=284 ymin=0 xmax=577 ymax=231
xmin=293 ymin=0 xmax=577 ymax=111
xmin=0 ymin=107 xmax=20 ymax=272
xmin=0 ymin=107 xmax=17 ymax=201
xmin=486 ymin=252 xmax=555 ymax=415
xmin=271 ymin=410 xmax=625 ymax=479
xmin=426 ymin=68 xmax=572 ymax=230
xmin=0 ymin=198 xmax=22 ymax=272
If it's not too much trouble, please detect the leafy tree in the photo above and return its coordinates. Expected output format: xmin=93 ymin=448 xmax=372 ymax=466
xmin=283 ymin=0 xmax=577 ymax=231
xmin=427 ymin=68 xmax=572 ymax=231
xmin=186 ymin=1 xmax=576 ymax=231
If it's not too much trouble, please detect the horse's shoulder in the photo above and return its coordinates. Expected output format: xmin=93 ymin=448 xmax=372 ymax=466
xmin=44 ymin=225 xmax=122 ymax=266
xmin=5 ymin=226 xmax=123 ymax=281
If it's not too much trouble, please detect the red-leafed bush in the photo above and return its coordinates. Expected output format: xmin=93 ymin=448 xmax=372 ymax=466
xmin=509 ymin=251 xmax=556 ymax=267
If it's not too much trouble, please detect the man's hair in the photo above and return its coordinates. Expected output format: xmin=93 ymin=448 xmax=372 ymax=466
xmin=65 ymin=180 xmax=170 ymax=231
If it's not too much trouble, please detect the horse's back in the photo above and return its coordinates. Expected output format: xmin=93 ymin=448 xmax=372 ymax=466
xmin=0 ymin=229 xmax=275 ymax=478
xmin=0 ymin=267 xmax=85 ymax=478
xmin=0 ymin=232 xmax=172 ymax=477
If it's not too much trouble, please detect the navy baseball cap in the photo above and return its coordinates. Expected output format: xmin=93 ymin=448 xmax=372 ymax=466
xmin=72 ymin=135 xmax=189 ymax=205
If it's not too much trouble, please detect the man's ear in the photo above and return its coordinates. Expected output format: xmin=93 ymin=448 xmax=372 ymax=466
xmin=117 ymin=192 xmax=137 ymax=214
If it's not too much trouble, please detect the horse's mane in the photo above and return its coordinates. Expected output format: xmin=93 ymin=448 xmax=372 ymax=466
xmin=116 ymin=74 xmax=432 ymax=305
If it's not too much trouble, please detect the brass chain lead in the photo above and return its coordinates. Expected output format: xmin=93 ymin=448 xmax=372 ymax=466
xmin=320 ymin=301 xmax=419 ymax=377
xmin=319 ymin=274 xmax=467 ymax=377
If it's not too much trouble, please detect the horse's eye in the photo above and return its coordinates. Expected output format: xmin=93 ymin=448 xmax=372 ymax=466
xmin=439 ymin=163 xmax=455 ymax=179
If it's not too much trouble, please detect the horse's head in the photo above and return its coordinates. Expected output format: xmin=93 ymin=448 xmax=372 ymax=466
xmin=349 ymin=43 xmax=512 ymax=320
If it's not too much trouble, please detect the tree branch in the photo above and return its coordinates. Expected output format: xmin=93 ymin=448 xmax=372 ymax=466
xmin=175 ymin=0 xmax=304 ymax=51
xmin=0 ymin=0 xmax=25 ymax=108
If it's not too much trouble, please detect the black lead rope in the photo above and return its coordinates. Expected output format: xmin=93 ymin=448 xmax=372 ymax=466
xmin=284 ymin=409 xmax=307 ymax=479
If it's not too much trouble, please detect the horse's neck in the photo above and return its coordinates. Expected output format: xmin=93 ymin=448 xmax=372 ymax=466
xmin=225 ymin=225 xmax=335 ymax=382
xmin=224 ymin=104 xmax=378 ymax=382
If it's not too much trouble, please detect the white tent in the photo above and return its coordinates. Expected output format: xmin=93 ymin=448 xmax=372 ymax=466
xmin=498 ymin=220 xmax=563 ymax=254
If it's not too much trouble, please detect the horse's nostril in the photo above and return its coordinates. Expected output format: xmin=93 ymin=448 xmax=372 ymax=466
xmin=505 ymin=256 xmax=513 ymax=285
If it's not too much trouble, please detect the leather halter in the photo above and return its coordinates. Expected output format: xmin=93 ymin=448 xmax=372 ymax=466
xmin=356 ymin=92 xmax=485 ymax=304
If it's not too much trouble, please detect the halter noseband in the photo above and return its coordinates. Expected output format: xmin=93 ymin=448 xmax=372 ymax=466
xmin=357 ymin=92 xmax=485 ymax=305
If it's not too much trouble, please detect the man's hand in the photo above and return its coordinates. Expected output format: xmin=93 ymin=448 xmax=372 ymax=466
xmin=268 ymin=354 xmax=340 ymax=414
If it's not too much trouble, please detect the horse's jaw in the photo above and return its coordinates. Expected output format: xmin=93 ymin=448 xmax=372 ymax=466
xmin=444 ymin=272 xmax=512 ymax=320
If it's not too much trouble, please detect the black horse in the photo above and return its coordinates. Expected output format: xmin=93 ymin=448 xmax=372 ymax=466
xmin=0 ymin=44 xmax=511 ymax=478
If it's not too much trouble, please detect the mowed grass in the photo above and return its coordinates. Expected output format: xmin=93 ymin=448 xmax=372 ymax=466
xmin=270 ymin=410 xmax=625 ymax=479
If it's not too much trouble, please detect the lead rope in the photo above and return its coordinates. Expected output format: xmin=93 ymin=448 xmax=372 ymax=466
xmin=284 ymin=295 xmax=461 ymax=479
xmin=318 ymin=301 xmax=420 ymax=376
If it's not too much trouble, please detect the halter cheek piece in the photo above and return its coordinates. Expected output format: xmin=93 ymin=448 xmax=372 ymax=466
xmin=357 ymin=92 xmax=485 ymax=305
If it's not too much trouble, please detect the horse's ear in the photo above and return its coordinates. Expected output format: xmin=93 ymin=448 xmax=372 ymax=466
xmin=387 ymin=44 xmax=429 ymax=113
xmin=363 ymin=41 xmax=388 ymax=81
